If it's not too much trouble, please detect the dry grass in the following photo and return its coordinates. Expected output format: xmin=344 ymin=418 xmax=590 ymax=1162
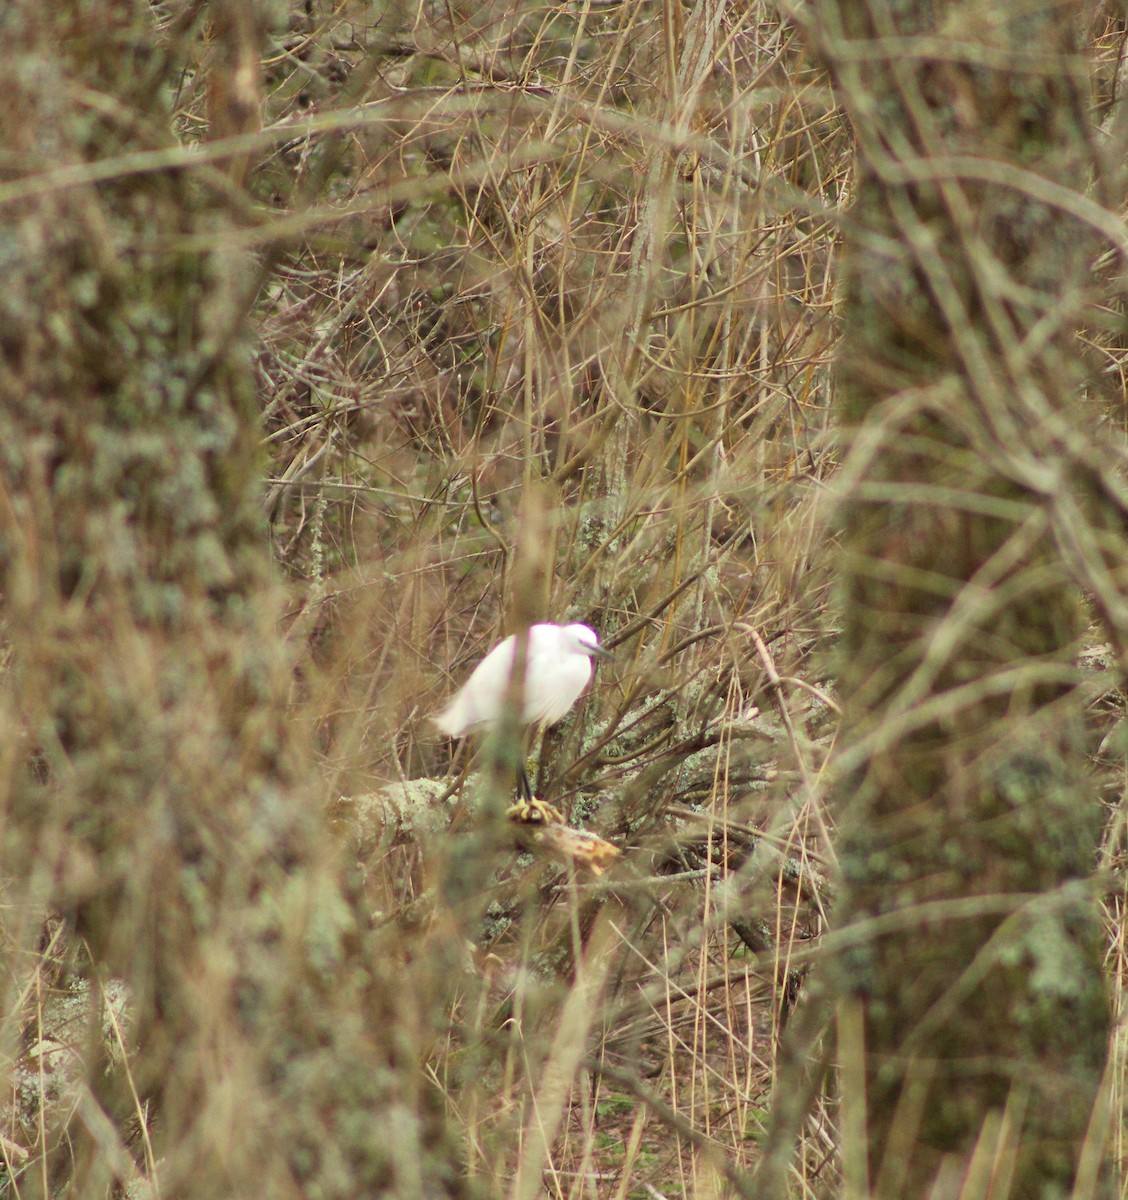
xmin=3 ymin=1 xmax=1128 ymax=1198
xmin=253 ymin=2 xmax=844 ymax=1186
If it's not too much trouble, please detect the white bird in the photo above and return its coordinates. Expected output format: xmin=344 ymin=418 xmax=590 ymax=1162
xmin=434 ymin=622 xmax=608 ymax=738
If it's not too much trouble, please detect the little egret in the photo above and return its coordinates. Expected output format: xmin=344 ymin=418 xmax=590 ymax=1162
xmin=433 ymin=622 xmax=608 ymax=797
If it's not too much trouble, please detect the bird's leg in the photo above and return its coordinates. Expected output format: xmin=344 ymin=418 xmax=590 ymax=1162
xmin=508 ymin=725 xmax=565 ymax=822
xmin=515 ymin=722 xmax=539 ymax=802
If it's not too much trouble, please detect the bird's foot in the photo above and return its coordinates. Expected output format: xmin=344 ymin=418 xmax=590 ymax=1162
xmin=505 ymin=797 xmax=565 ymax=826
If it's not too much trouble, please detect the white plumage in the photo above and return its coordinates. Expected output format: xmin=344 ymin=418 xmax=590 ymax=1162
xmin=433 ymin=622 xmax=606 ymax=737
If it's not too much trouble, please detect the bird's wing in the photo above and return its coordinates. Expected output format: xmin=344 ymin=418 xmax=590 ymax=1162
xmin=433 ymin=635 xmax=516 ymax=735
xmin=523 ymin=650 xmax=592 ymax=727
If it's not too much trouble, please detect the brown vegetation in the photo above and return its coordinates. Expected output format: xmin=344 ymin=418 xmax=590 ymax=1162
xmin=0 ymin=1 xmax=1126 ymax=1198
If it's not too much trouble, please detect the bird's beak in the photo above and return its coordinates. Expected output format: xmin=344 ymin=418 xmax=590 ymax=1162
xmin=590 ymin=644 xmax=612 ymax=660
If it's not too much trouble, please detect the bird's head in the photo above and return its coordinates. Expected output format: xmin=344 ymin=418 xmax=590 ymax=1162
xmin=564 ymin=623 xmax=611 ymax=659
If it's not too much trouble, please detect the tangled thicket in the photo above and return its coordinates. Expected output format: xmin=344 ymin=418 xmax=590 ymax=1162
xmin=2 ymin=1 xmax=1128 ymax=1198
